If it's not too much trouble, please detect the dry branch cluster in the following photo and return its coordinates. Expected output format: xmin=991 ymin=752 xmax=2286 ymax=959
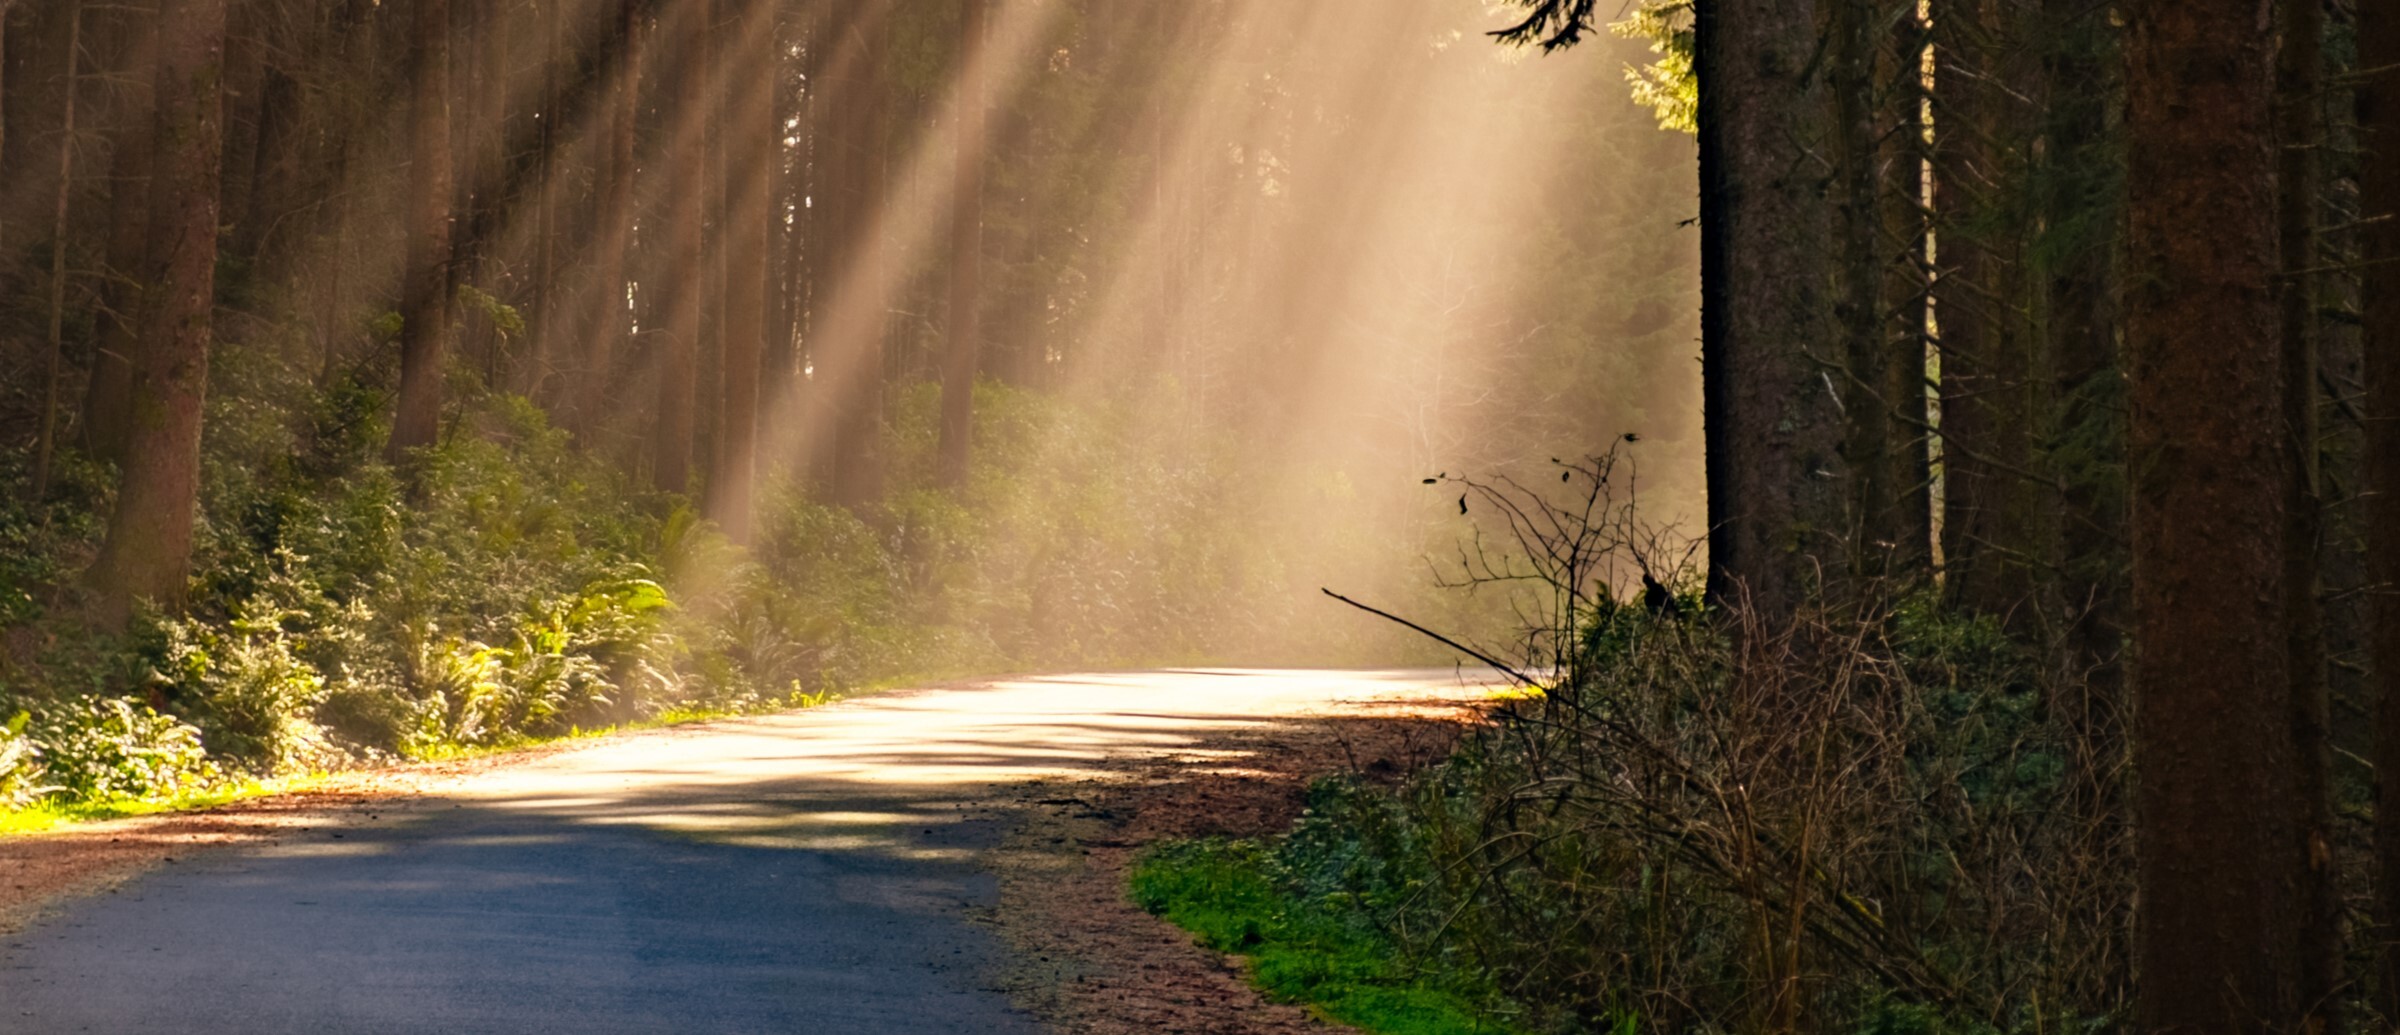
xmin=1329 ymin=459 xmax=2130 ymax=1031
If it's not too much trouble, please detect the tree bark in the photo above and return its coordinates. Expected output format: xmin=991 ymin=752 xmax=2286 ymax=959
xmin=1933 ymin=0 xmax=2044 ymax=622
xmin=1695 ymin=0 xmax=1847 ymax=620
xmin=387 ymin=0 xmax=454 ymax=463
xmin=584 ymin=0 xmax=645 ymax=437
xmin=2360 ymin=0 xmax=2400 ymax=1018
xmin=2039 ymin=0 xmax=2129 ymax=1004
xmin=711 ymin=0 xmax=772 ymax=540
xmin=529 ymin=0 xmax=563 ymax=398
xmin=2125 ymin=0 xmax=2307 ymax=1029
xmin=654 ymin=0 xmax=709 ymax=495
xmin=1880 ymin=8 xmax=1934 ymax=579
xmin=938 ymin=0 xmax=988 ymax=490
xmin=215 ymin=0 xmax=260 ymax=237
xmin=827 ymin=0 xmax=890 ymax=509
xmin=30 ymin=0 xmax=79 ymax=503
xmin=0 ymin=0 xmax=13 ymax=253
xmin=80 ymin=2 xmax=158 ymax=465
xmin=2274 ymin=0 xmax=2337 ymax=1024
xmin=85 ymin=0 xmax=228 ymax=626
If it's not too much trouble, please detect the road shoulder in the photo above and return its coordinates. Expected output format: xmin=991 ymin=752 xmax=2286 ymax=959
xmin=986 ymin=699 xmax=1484 ymax=1034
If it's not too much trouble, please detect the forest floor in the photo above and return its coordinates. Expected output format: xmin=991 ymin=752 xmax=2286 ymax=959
xmin=0 ymin=669 xmax=1493 ymax=1033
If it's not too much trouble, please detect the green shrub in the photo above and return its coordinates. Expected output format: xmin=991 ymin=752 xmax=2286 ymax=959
xmin=0 ymin=712 xmax=40 ymax=809
xmin=23 ymin=697 xmax=220 ymax=803
xmin=146 ymin=600 xmax=333 ymax=770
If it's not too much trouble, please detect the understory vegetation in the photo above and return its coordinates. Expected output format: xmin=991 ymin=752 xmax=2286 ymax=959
xmin=0 ymin=347 xmax=1456 ymax=813
xmin=1139 ymin=456 xmax=2148 ymax=1034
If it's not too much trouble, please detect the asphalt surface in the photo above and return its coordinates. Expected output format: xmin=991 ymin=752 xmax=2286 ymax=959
xmin=0 ymin=669 xmax=1487 ymax=1034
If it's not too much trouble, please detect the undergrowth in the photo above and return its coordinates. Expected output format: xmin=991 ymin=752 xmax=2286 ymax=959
xmin=1136 ymin=454 xmax=2129 ymax=1035
xmin=0 ymin=338 xmax=1473 ymax=821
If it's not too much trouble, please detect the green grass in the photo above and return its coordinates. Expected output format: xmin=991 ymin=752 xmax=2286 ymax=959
xmin=0 ymin=774 xmax=318 ymax=836
xmin=1130 ymin=839 xmax=1525 ymax=1035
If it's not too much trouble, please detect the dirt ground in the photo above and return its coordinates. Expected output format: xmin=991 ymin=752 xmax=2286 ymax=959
xmin=986 ymin=699 xmax=1485 ymax=1035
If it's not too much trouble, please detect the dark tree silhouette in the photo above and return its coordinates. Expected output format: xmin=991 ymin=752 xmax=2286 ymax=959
xmin=2125 ymin=0 xmax=2311 ymax=1028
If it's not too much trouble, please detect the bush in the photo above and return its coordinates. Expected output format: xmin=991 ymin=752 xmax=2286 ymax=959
xmin=0 ymin=712 xmax=41 ymax=809
xmin=1137 ymin=455 xmax=2129 ymax=1034
xmin=21 ymin=697 xmax=220 ymax=803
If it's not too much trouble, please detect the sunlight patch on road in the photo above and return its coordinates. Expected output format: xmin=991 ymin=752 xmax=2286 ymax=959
xmin=421 ymin=670 xmax=1500 ymax=860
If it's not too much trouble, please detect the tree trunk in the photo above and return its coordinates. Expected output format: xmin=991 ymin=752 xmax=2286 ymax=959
xmin=827 ymin=0 xmax=890 ymax=509
xmin=30 ymin=0 xmax=79 ymax=503
xmin=938 ymin=0 xmax=988 ymax=490
xmin=1879 ymin=8 xmax=1934 ymax=579
xmin=584 ymin=0 xmax=644 ymax=437
xmin=80 ymin=3 xmax=158 ymax=465
xmin=0 ymin=0 xmax=13 ymax=253
xmin=1934 ymin=0 xmax=2043 ymax=622
xmin=1695 ymin=0 xmax=1847 ymax=621
xmin=387 ymin=0 xmax=454 ymax=462
xmin=2360 ymin=0 xmax=2400 ymax=1017
xmin=530 ymin=0 xmax=563 ymax=398
xmin=216 ymin=0 xmax=260 ymax=237
xmin=711 ymin=0 xmax=772 ymax=540
xmin=85 ymin=0 xmax=228 ymax=626
xmin=2125 ymin=0 xmax=2307 ymax=1029
xmin=2039 ymin=0 xmax=2129 ymax=1005
xmin=234 ymin=62 xmax=299 ymax=264
xmin=2275 ymin=0 xmax=2337 ymax=1024
xmin=654 ymin=0 xmax=709 ymax=495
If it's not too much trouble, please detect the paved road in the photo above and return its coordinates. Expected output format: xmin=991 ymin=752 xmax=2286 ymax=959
xmin=0 ymin=669 xmax=1487 ymax=1034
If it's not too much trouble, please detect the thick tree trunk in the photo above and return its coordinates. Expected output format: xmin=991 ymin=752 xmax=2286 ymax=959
xmin=938 ymin=0 xmax=988 ymax=490
xmin=2125 ymin=0 xmax=2308 ymax=1030
xmin=1695 ymin=0 xmax=1846 ymax=620
xmin=654 ymin=0 xmax=709 ymax=495
xmin=711 ymin=0 xmax=772 ymax=540
xmin=2361 ymin=0 xmax=2400 ymax=1018
xmin=2275 ymin=0 xmax=2337 ymax=1024
xmin=80 ymin=3 xmax=158 ymax=465
xmin=85 ymin=0 xmax=228 ymax=626
xmin=387 ymin=0 xmax=454 ymax=462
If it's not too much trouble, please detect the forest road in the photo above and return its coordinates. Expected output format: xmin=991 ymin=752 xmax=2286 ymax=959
xmin=0 ymin=668 xmax=1493 ymax=1034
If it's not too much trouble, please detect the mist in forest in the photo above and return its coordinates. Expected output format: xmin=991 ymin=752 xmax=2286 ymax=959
xmin=0 ymin=0 xmax=1696 ymax=703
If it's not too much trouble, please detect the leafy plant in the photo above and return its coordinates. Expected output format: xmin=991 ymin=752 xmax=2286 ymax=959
xmin=25 ymin=697 xmax=220 ymax=803
xmin=0 ymin=712 xmax=42 ymax=809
